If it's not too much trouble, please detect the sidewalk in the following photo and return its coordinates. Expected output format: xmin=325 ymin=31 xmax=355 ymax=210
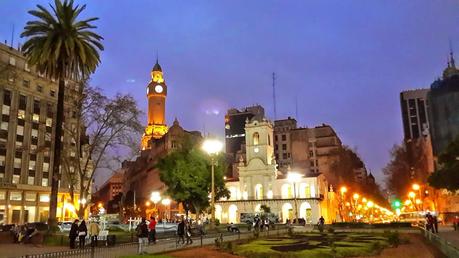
xmin=438 ymin=228 xmax=459 ymax=247
xmin=0 ymin=244 xmax=68 ymax=258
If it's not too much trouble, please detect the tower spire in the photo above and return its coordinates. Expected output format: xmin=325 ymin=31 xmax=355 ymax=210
xmin=449 ymin=43 xmax=456 ymax=68
xmin=272 ymin=72 xmax=277 ymax=120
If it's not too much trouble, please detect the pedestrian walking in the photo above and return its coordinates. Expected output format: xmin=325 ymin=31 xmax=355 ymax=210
xmin=69 ymin=219 xmax=79 ymax=249
xmin=78 ymin=220 xmax=88 ymax=248
xmin=148 ymin=216 xmax=157 ymax=244
xmin=176 ymin=217 xmax=185 ymax=245
xmin=136 ymin=218 xmax=149 ymax=254
xmin=185 ymin=220 xmax=193 ymax=245
xmin=88 ymin=220 xmax=100 ymax=247
xmin=433 ymin=216 xmax=439 ymax=234
xmin=454 ymin=216 xmax=459 ymax=231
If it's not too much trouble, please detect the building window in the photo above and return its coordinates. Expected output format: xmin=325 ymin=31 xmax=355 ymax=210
xmin=3 ymin=90 xmax=11 ymax=106
xmin=275 ymin=135 xmax=278 ymax=141
xmin=28 ymin=176 xmax=35 ymax=185
xmin=282 ymin=144 xmax=287 ymax=150
xmin=43 ymin=163 xmax=49 ymax=172
xmin=283 ymin=153 xmax=287 ymax=159
xmin=37 ymin=85 xmax=43 ymax=92
xmin=282 ymin=134 xmax=286 ymax=141
xmin=253 ymin=132 xmax=259 ymax=145
xmin=9 ymin=56 xmax=16 ymax=66
xmin=0 ymin=121 xmax=8 ymax=131
xmin=29 ymin=160 xmax=36 ymax=171
xmin=25 ymin=193 xmax=36 ymax=202
xmin=19 ymin=95 xmax=27 ymax=110
xmin=50 ymin=90 xmax=56 ymax=97
xmin=16 ymin=125 xmax=24 ymax=136
xmin=39 ymin=194 xmax=50 ymax=202
xmin=41 ymin=178 xmax=48 ymax=187
xmin=24 ymin=63 xmax=30 ymax=72
xmin=275 ymin=144 xmax=278 ymax=150
xmin=0 ymin=155 xmax=5 ymax=166
xmin=268 ymin=134 xmax=271 ymax=146
xmin=10 ymin=192 xmax=22 ymax=201
xmin=33 ymin=99 xmax=40 ymax=114
xmin=0 ymin=191 xmax=5 ymax=200
xmin=12 ymin=175 xmax=20 ymax=184
xmin=23 ymin=80 xmax=30 ymax=88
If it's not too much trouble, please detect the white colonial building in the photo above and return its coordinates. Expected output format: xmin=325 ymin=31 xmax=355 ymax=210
xmin=216 ymin=117 xmax=337 ymax=224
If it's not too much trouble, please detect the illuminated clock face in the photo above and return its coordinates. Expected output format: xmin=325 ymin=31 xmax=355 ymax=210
xmin=254 ymin=147 xmax=259 ymax=153
xmin=155 ymin=85 xmax=163 ymax=93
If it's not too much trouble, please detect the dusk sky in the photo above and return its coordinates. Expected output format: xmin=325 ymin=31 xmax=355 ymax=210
xmin=1 ymin=0 xmax=459 ymax=186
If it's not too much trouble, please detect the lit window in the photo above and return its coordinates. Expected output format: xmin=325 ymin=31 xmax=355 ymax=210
xmin=10 ymin=192 xmax=22 ymax=201
xmin=32 ymin=114 xmax=40 ymax=123
xmin=16 ymin=125 xmax=24 ymax=136
xmin=29 ymin=160 xmax=36 ymax=171
xmin=46 ymin=118 xmax=52 ymax=127
xmin=0 ymin=122 xmax=8 ymax=130
xmin=28 ymin=176 xmax=34 ymax=185
xmin=39 ymin=194 xmax=50 ymax=202
xmin=12 ymin=175 xmax=20 ymax=184
xmin=18 ymin=110 xmax=25 ymax=120
xmin=0 ymin=155 xmax=5 ymax=166
xmin=25 ymin=192 xmax=36 ymax=201
xmin=2 ymin=105 xmax=10 ymax=115
xmin=0 ymin=191 xmax=5 ymax=200
xmin=25 ymin=63 xmax=30 ymax=72
xmin=31 ymin=129 xmax=38 ymax=137
xmin=14 ymin=158 xmax=21 ymax=169
xmin=9 ymin=56 xmax=16 ymax=66
xmin=253 ymin=132 xmax=260 ymax=145
xmin=43 ymin=163 xmax=49 ymax=172
xmin=41 ymin=178 xmax=48 ymax=187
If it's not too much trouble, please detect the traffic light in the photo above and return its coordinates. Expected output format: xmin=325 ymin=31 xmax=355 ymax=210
xmin=392 ymin=200 xmax=401 ymax=208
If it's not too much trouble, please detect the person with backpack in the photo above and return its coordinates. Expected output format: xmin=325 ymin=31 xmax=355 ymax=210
xmin=176 ymin=216 xmax=185 ymax=245
xmin=136 ymin=218 xmax=149 ymax=254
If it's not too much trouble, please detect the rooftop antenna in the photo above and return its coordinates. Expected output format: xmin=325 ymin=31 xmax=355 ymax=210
xmin=156 ymin=50 xmax=159 ymax=63
xmin=272 ymin=72 xmax=277 ymax=120
xmin=10 ymin=24 xmax=15 ymax=48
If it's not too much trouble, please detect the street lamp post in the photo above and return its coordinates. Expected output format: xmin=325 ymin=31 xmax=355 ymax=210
xmin=339 ymin=186 xmax=348 ymax=222
xmin=287 ymin=172 xmax=302 ymax=224
xmin=202 ymin=138 xmax=223 ymax=227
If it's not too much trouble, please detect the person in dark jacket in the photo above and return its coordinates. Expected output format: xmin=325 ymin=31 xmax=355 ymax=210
xmin=177 ymin=216 xmax=185 ymax=245
xmin=69 ymin=219 xmax=79 ymax=249
xmin=136 ymin=218 xmax=149 ymax=254
xmin=78 ymin=220 xmax=88 ymax=248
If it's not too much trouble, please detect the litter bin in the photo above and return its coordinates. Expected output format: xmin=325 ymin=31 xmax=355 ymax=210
xmin=106 ymin=235 xmax=116 ymax=246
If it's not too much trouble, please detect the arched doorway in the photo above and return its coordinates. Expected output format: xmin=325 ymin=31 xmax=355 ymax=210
xmin=299 ymin=202 xmax=312 ymax=223
xmin=215 ymin=205 xmax=222 ymax=223
xmin=228 ymin=204 xmax=238 ymax=223
xmin=282 ymin=203 xmax=293 ymax=223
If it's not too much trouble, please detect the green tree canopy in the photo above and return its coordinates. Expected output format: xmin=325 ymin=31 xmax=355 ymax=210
xmin=428 ymin=136 xmax=459 ymax=191
xmin=156 ymin=137 xmax=229 ymax=217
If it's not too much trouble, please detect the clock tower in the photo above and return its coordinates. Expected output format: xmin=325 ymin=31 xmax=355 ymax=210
xmin=141 ymin=59 xmax=168 ymax=149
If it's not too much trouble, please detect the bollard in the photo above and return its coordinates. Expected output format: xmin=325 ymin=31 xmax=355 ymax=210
xmin=200 ymin=234 xmax=203 ymax=247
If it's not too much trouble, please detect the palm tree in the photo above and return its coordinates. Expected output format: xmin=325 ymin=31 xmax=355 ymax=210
xmin=21 ymin=0 xmax=103 ymax=226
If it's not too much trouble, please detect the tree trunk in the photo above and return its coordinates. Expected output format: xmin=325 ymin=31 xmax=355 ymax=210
xmin=48 ymin=78 xmax=66 ymax=228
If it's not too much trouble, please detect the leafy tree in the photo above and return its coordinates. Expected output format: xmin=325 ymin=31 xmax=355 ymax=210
xmin=428 ymin=136 xmax=459 ymax=191
xmin=156 ymin=137 xmax=229 ymax=218
xmin=383 ymin=141 xmax=430 ymax=197
xmin=61 ymin=84 xmax=142 ymax=217
xmin=21 ymin=0 xmax=103 ymax=224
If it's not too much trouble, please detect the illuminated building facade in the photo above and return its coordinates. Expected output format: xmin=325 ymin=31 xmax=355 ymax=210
xmin=0 ymin=42 xmax=88 ymax=224
xmin=141 ymin=60 xmax=168 ymax=150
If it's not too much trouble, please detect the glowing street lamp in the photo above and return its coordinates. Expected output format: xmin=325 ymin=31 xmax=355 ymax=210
xmin=287 ymin=172 xmax=302 ymax=224
xmin=353 ymin=193 xmax=360 ymax=200
xmin=412 ymin=184 xmax=420 ymax=191
xmin=408 ymin=192 xmax=416 ymax=199
xmin=202 ymin=138 xmax=223 ymax=226
xmin=340 ymin=186 xmax=348 ymax=194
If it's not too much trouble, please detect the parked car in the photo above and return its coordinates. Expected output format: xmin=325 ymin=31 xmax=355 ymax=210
xmin=57 ymin=221 xmax=72 ymax=232
xmin=27 ymin=222 xmax=49 ymax=232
